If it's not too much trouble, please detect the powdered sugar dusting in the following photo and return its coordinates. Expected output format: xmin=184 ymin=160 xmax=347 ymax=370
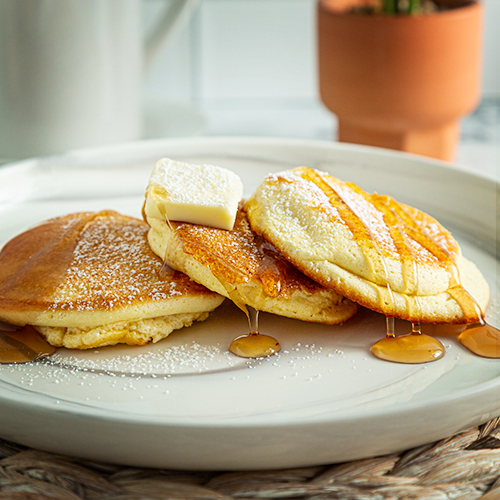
xmin=49 ymin=214 xmax=198 ymax=312
xmin=46 ymin=339 xmax=244 ymax=375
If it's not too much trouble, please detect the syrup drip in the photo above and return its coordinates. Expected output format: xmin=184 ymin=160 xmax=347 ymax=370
xmin=158 ymin=260 xmax=176 ymax=279
xmin=370 ymin=318 xmax=445 ymax=364
xmin=229 ymin=306 xmax=281 ymax=358
xmin=359 ymin=195 xmax=445 ymax=363
xmin=151 ymin=189 xmax=280 ymax=357
xmin=216 ymin=276 xmax=280 ymax=358
xmin=0 ymin=325 xmax=56 ymax=364
xmin=374 ymin=195 xmax=500 ymax=359
xmin=163 ymin=203 xmax=283 ymax=358
xmin=149 ymin=186 xmax=177 ymax=281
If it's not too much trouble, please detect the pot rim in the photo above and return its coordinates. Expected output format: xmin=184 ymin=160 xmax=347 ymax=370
xmin=318 ymin=0 xmax=481 ymax=19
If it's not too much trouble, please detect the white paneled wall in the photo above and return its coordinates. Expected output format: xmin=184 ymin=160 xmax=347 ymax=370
xmin=196 ymin=0 xmax=316 ymax=101
xmin=143 ymin=0 xmax=499 ymax=137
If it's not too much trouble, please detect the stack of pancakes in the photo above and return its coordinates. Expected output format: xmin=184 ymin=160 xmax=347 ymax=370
xmin=146 ymin=202 xmax=358 ymax=325
xmin=0 ymin=163 xmax=489 ymax=352
xmin=144 ymin=166 xmax=488 ymax=328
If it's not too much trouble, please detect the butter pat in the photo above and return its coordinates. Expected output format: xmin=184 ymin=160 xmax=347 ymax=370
xmin=146 ymin=158 xmax=243 ymax=230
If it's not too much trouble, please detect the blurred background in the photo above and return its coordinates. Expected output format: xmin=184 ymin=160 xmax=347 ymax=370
xmin=0 ymin=0 xmax=497 ymax=176
xmin=143 ymin=0 xmax=499 ymax=178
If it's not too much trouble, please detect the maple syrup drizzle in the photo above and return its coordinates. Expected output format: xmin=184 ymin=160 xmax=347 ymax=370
xmin=149 ymin=187 xmax=178 ymax=280
xmin=296 ymin=169 xmax=451 ymax=363
xmin=373 ymin=205 xmax=445 ymax=363
xmin=375 ymin=194 xmax=500 ymax=359
xmin=158 ymin=215 xmax=177 ymax=279
xmin=0 ymin=325 xmax=56 ymax=364
xmin=163 ymin=202 xmax=282 ymax=358
xmin=373 ymin=194 xmax=500 ymax=358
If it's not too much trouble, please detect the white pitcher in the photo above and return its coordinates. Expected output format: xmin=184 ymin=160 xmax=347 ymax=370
xmin=0 ymin=0 xmax=196 ymax=160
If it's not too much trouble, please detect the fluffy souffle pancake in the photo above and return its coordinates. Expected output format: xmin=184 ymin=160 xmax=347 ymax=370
xmin=0 ymin=211 xmax=224 ymax=349
xmin=245 ymin=167 xmax=489 ymax=324
xmin=145 ymin=200 xmax=358 ymax=325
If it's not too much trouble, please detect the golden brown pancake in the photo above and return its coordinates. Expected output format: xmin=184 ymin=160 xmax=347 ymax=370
xmin=245 ymin=167 xmax=489 ymax=324
xmin=145 ymin=202 xmax=358 ymax=325
xmin=0 ymin=211 xmax=224 ymax=348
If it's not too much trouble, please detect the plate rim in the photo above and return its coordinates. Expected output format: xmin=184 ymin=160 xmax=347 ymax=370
xmin=1 ymin=135 xmax=498 ymax=182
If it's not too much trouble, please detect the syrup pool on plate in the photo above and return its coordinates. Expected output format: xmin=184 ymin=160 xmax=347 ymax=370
xmin=0 ymin=324 xmax=56 ymax=364
xmin=458 ymin=322 xmax=500 ymax=358
xmin=370 ymin=318 xmax=445 ymax=364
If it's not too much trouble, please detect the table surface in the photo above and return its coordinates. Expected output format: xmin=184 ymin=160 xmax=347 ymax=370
xmin=0 ymin=417 xmax=499 ymax=499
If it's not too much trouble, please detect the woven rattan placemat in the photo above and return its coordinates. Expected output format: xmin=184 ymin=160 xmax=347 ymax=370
xmin=1 ymin=417 xmax=499 ymax=499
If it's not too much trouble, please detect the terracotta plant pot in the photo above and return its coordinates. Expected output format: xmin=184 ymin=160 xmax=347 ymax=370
xmin=317 ymin=0 xmax=483 ymax=161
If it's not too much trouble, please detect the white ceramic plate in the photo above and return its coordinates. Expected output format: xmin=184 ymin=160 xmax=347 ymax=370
xmin=0 ymin=137 xmax=498 ymax=470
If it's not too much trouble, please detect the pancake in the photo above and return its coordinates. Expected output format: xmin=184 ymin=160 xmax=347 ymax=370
xmin=0 ymin=211 xmax=224 ymax=349
xmin=245 ymin=167 xmax=489 ymax=324
xmin=145 ymin=198 xmax=359 ymax=325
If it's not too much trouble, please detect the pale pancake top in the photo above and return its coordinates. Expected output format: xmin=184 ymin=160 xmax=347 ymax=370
xmin=0 ymin=211 xmax=223 ymax=328
xmin=245 ymin=167 xmax=489 ymax=323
